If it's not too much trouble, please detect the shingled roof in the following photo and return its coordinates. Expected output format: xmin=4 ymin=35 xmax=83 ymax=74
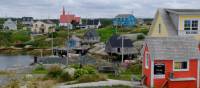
xmin=85 ymin=19 xmax=100 ymax=25
xmin=166 ymin=9 xmax=200 ymax=15
xmin=84 ymin=29 xmax=99 ymax=38
xmin=108 ymin=35 xmax=133 ymax=48
xmin=115 ymin=14 xmax=133 ymax=18
xmin=144 ymin=37 xmax=200 ymax=60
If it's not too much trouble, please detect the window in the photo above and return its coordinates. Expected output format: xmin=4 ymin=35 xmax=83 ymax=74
xmin=174 ymin=60 xmax=189 ymax=71
xmin=117 ymin=48 xmax=120 ymax=53
xmin=158 ymin=24 xmax=161 ymax=33
xmin=154 ymin=64 xmax=165 ymax=75
xmin=154 ymin=64 xmax=165 ymax=78
xmin=184 ymin=20 xmax=199 ymax=30
xmin=145 ymin=53 xmax=149 ymax=69
xmin=192 ymin=20 xmax=198 ymax=30
xmin=184 ymin=20 xmax=191 ymax=30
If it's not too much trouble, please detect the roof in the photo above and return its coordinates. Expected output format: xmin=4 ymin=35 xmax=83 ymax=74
xmin=35 ymin=20 xmax=54 ymax=24
xmin=70 ymin=35 xmax=81 ymax=41
xmin=107 ymin=35 xmax=133 ymax=48
xmin=153 ymin=9 xmax=178 ymax=36
xmin=166 ymin=9 xmax=200 ymax=15
xmin=145 ymin=37 xmax=200 ymax=60
xmin=43 ymin=20 xmax=54 ymax=24
xmin=84 ymin=29 xmax=99 ymax=38
xmin=115 ymin=14 xmax=134 ymax=18
xmin=22 ymin=17 xmax=33 ymax=21
xmin=85 ymin=19 xmax=100 ymax=25
xmin=60 ymin=11 xmax=80 ymax=23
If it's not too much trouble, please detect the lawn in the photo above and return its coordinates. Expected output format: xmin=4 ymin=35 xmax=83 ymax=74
xmin=97 ymin=26 xmax=114 ymax=42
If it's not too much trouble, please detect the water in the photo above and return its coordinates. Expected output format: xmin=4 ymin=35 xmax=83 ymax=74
xmin=0 ymin=56 xmax=33 ymax=70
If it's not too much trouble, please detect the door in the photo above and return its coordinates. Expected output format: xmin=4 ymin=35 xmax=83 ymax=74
xmin=154 ymin=64 xmax=165 ymax=78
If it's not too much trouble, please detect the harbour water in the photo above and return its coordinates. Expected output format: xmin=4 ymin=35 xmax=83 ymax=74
xmin=0 ymin=55 xmax=33 ymax=70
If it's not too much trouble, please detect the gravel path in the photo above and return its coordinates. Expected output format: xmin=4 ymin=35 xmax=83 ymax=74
xmin=56 ymin=79 xmax=142 ymax=88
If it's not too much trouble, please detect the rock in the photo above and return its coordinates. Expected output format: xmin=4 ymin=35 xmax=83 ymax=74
xmin=63 ymin=68 xmax=75 ymax=77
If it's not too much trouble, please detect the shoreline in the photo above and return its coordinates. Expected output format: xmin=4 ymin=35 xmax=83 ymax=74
xmin=0 ymin=48 xmax=52 ymax=56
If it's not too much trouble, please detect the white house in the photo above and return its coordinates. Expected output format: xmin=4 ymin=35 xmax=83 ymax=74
xmin=3 ymin=19 xmax=17 ymax=30
xmin=31 ymin=20 xmax=56 ymax=34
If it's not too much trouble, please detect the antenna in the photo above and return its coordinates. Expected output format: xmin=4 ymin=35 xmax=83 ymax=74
xmin=131 ymin=9 xmax=134 ymax=15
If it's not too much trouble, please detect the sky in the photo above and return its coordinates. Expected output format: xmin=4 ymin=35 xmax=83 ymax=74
xmin=0 ymin=0 xmax=200 ymax=19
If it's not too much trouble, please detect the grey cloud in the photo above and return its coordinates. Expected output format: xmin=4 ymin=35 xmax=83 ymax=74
xmin=0 ymin=0 xmax=200 ymax=18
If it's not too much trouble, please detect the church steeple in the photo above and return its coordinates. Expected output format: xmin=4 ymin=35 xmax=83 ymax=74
xmin=62 ymin=6 xmax=65 ymax=15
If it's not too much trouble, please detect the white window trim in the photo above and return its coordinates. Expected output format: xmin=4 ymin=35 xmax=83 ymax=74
xmin=145 ymin=52 xmax=149 ymax=69
xmin=173 ymin=60 xmax=189 ymax=71
xmin=183 ymin=19 xmax=200 ymax=31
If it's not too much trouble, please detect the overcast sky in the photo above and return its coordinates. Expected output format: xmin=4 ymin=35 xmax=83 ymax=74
xmin=0 ymin=0 xmax=200 ymax=19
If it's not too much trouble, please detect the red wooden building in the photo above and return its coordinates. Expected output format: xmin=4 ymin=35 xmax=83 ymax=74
xmin=59 ymin=7 xmax=80 ymax=27
xmin=141 ymin=37 xmax=200 ymax=88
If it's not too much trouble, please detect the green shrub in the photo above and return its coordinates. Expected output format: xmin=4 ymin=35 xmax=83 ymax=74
xmin=32 ymin=64 xmax=48 ymax=74
xmin=4 ymin=79 xmax=20 ymax=88
xmin=35 ymin=64 xmax=46 ymax=71
xmin=78 ymin=74 xmax=107 ymax=83
xmin=59 ymin=72 xmax=74 ymax=82
xmin=137 ymin=34 xmax=145 ymax=40
xmin=74 ymin=69 xmax=89 ymax=78
xmin=48 ymin=32 xmax=58 ymax=38
xmin=132 ymin=28 xmax=149 ymax=35
xmin=74 ymin=65 xmax=97 ymax=78
xmin=47 ymin=65 xmax=62 ymax=78
xmin=70 ymin=64 xmax=81 ymax=69
xmin=128 ymin=63 xmax=142 ymax=75
xmin=83 ymin=65 xmax=96 ymax=74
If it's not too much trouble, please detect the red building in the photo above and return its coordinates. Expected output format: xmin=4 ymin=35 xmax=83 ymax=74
xmin=142 ymin=37 xmax=200 ymax=88
xmin=59 ymin=7 xmax=81 ymax=28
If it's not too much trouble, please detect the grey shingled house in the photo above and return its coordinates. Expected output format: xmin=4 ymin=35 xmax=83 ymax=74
xmin=83 ymin=29 xmax=100 ymax=44
xmin=105 ymin=35 xmax=136 ymax=56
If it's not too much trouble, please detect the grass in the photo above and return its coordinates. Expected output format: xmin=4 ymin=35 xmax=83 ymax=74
xmin=104 ymin=62 xmax=142 ymax=81
xmin=107 ymin=73 xmax=132 ymax=81
xmin=32 ymin=69 xmax=48 ymax=74
xmin=97 ymin=26 xmax=115 ymax=42
xmin=77 ymin=74 xmax=107 ymax=83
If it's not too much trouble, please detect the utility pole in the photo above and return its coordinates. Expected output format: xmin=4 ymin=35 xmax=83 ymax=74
xmin=121 ymin=24 xmax=124 ymax=63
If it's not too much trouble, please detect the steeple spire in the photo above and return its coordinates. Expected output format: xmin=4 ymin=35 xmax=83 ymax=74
xmin=62 ymin=6 xmax=65 ymax=15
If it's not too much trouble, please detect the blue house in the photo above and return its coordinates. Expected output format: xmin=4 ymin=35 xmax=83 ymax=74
xmin=113 ymin=14 xmax=137 ymax=27
xmin=67 ymin=35 xmax=81 ymax=49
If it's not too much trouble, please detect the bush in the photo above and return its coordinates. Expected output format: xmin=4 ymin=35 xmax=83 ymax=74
xmin=83 ymin=65 xmax=97 ymax=74
xmin=137 ymin=34 xmax=145 ymax=40
xmin=48 ymin=32 xmax=58 ymax=38
xmin=35 ymin=64 xmax=46 ymax=71
xmin=59 ymin=72 xmax=74 ymax=82
xmin=78 ymin=74 xmax=107 ymax=83
xmin=47 ymin=65 xmax=62 ymax=78
xmin=74 ymin=65 xmax=97 ymax=78
xmin=4 ymin=79 xmax=20 ymax=88
xmin=70 ymin=64 xmax=81 ymax=69
xmin=32 ymin=64 xmax=47 ymax=74
xmin=128 ymin=63 xmax=142 ymax=75
xmin=74 ymin=69 xmax=89 ymax=79
xmin=132 ymin=28 xmax=149 ymax=35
